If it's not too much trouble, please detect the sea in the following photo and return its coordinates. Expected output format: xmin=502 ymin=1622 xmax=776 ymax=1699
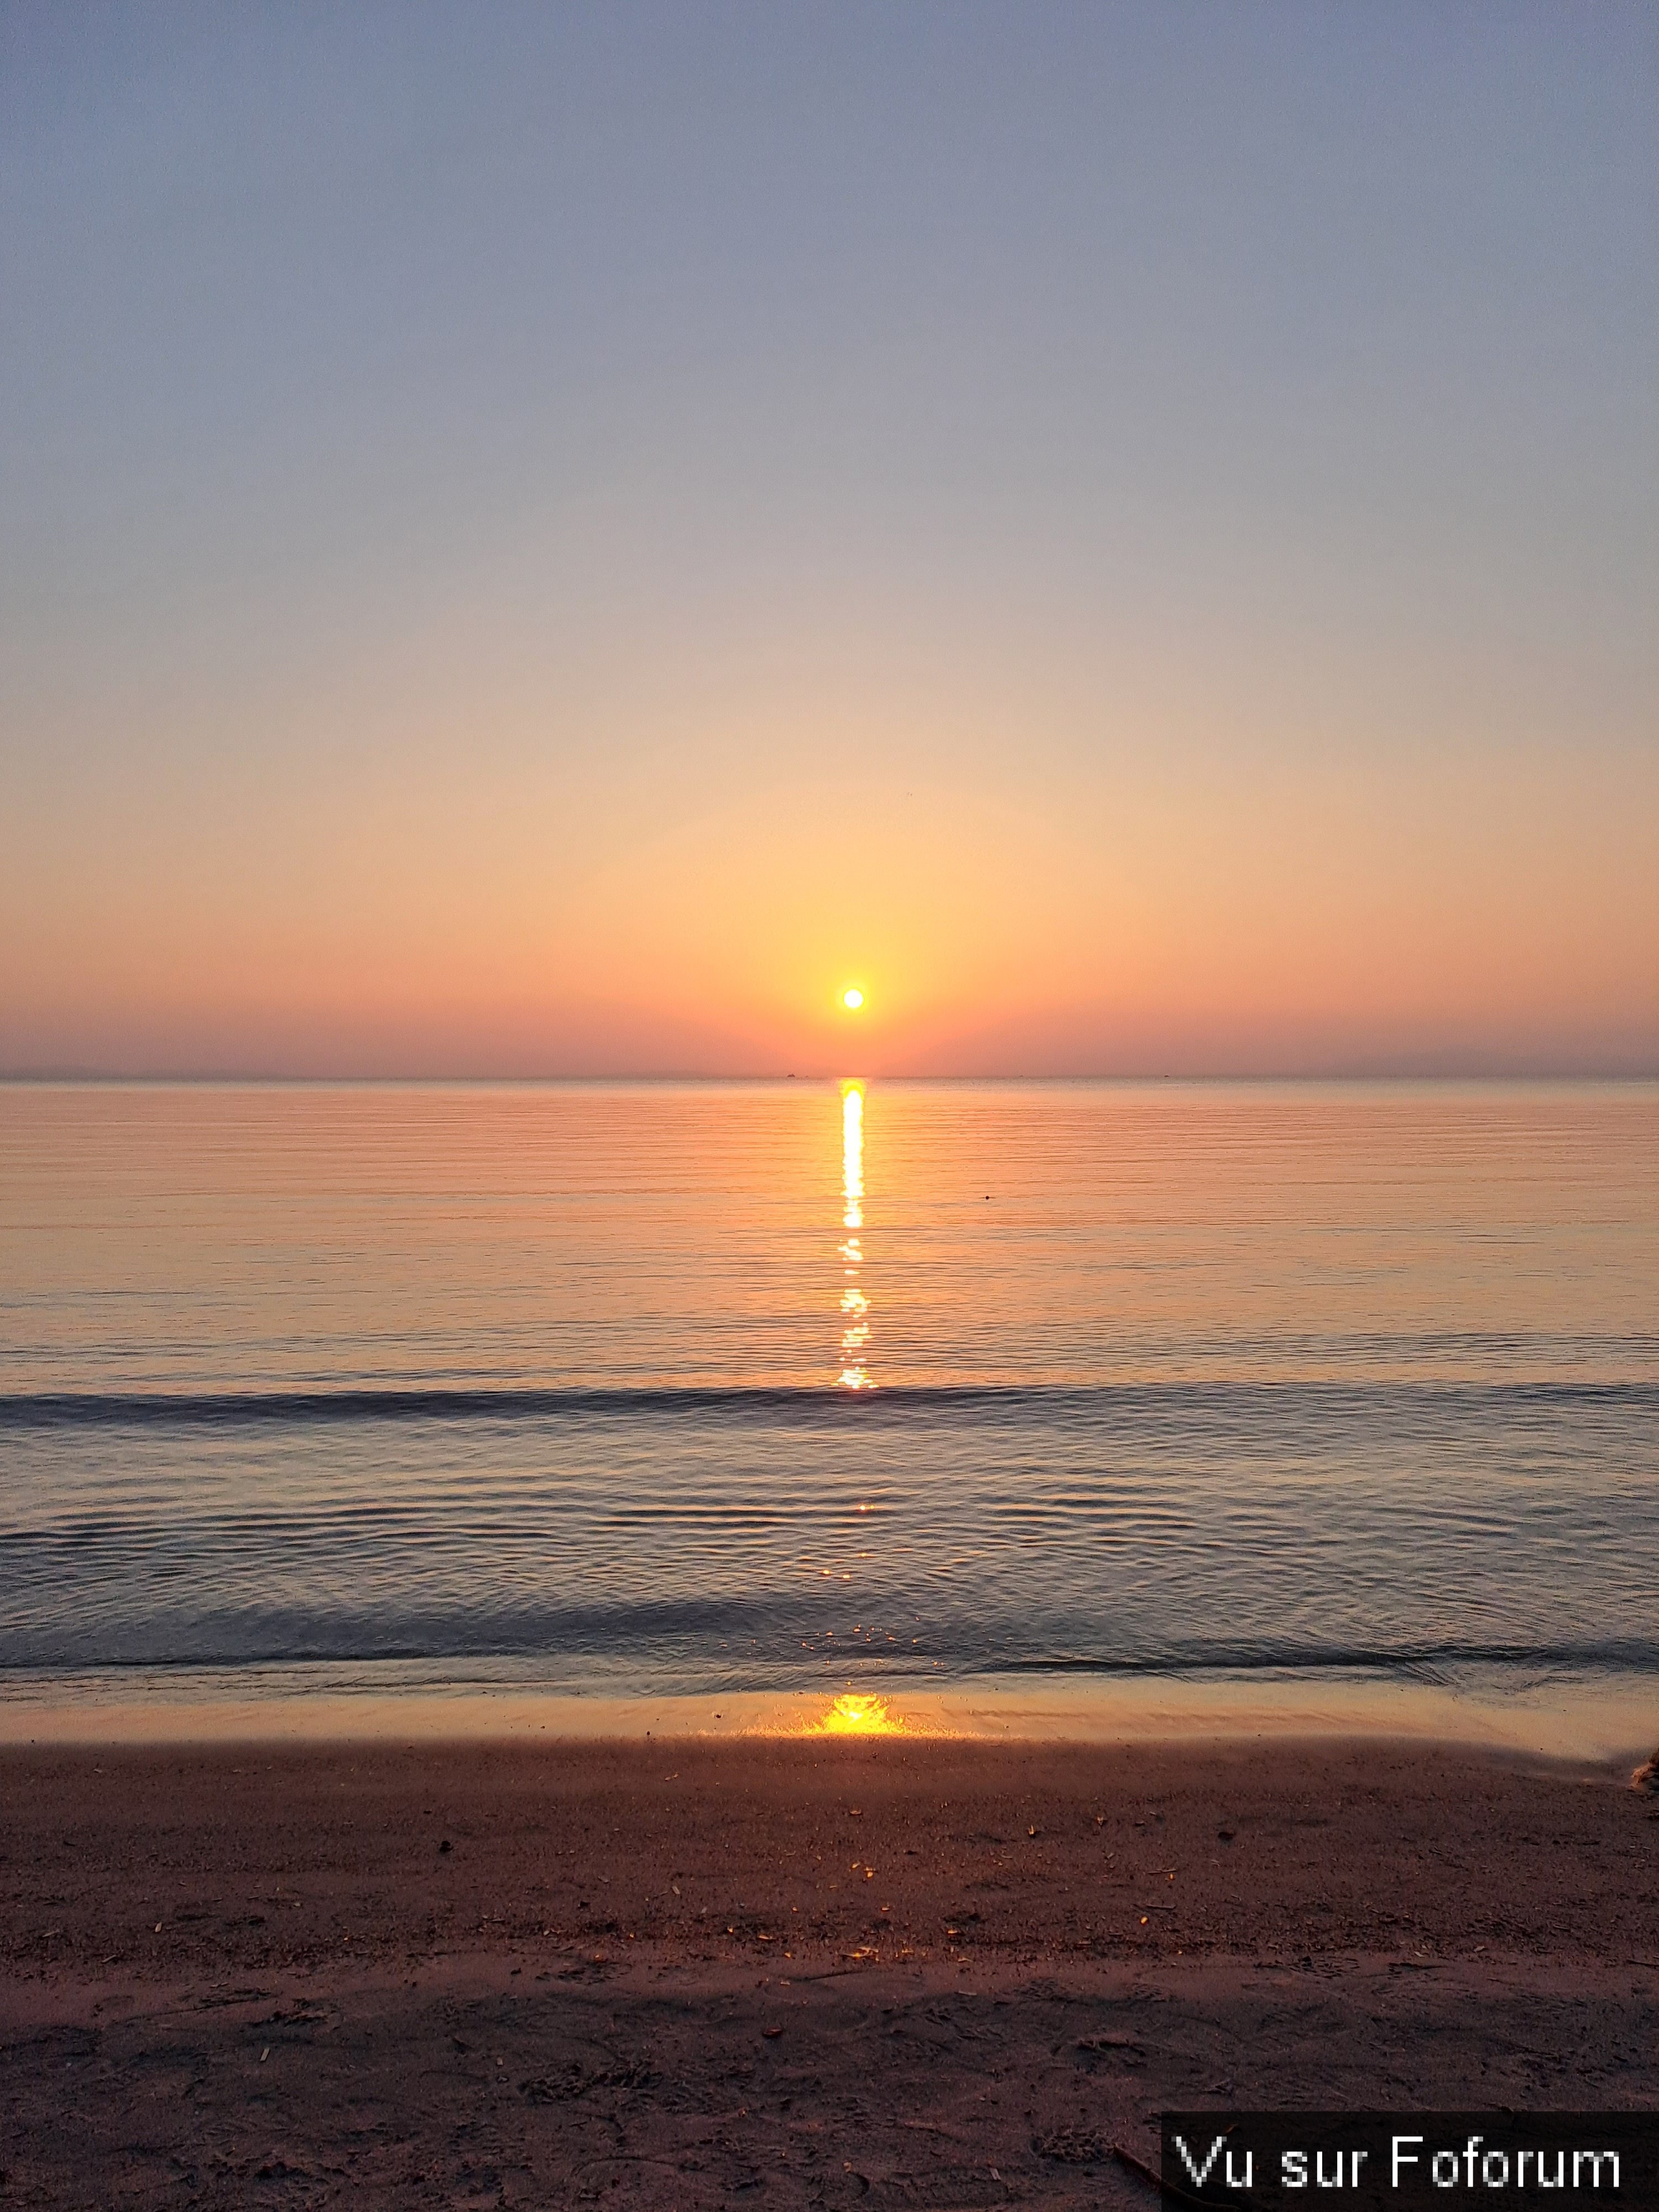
xmin=2 ymin=1079 xmax=1655 ymax=1755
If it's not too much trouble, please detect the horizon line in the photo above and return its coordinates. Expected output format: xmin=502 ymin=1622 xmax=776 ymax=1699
xmin=4 ymin=1066 xmax=1657 ymax=1087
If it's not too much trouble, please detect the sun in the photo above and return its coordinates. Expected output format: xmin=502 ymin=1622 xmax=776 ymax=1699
xmin=842 ymin=987 xmax=865 ymax=1011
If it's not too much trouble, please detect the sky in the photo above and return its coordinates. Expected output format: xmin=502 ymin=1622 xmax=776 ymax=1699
xmin=2 ymin=1 xmax=1655 ymax=1077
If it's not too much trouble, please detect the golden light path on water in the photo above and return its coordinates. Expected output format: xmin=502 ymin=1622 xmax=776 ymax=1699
xmin=826 ymin=1090 xmax=898 ymax=1728
xmin=837 ymin=1079 xmax=872 ymax=1389
xmin=810 ymin=1692 xmax=904 ymax=1735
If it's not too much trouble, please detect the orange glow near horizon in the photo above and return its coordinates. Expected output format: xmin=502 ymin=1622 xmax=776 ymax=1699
xmin=5 ymin=745 xmax=1652 ymax=1078
xmin=3 ymin=745 xmax=1653 ymax=1078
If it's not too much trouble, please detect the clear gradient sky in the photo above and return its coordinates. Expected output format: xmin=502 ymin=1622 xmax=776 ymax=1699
xmin=2 ymin=2 xmax=1655 ymax=1077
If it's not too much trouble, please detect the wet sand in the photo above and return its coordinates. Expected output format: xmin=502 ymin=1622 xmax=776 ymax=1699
xmin=2 ymin=1736 xmax=1656 ymax=2208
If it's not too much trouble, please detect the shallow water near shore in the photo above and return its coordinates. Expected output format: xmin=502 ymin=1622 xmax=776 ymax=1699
xmin=2 ymin=1663 xmax=1655 ymax=1767
xmin=3 ymin=1078 xmax=1655 ymax=1748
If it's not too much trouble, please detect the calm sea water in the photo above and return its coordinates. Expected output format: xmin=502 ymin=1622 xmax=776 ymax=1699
xmin=2 ymin=1080 xmax=1655 ymax=1739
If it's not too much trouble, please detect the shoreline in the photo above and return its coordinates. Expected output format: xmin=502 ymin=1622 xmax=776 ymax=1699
xmin=3 ymin=1735 xmax=1656 ymax=2205
xmin=3 ymin=1665 xmax=1656 ymax=1766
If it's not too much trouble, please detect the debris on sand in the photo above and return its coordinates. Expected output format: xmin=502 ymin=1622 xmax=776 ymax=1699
xmin=1034 ymin=2125 xmax=1107 ymax=2164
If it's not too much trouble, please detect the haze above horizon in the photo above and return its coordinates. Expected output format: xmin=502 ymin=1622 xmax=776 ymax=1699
xmin=3 ymin=3 xmax=1655 ymax=1079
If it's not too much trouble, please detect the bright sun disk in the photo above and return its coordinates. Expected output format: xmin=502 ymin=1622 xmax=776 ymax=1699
xmin=842 ymin=987 xmax=865 ymax=1010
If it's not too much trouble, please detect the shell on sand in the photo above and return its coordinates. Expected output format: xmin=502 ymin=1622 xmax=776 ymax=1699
xmin=1631 ymin=1749 xmax=1659 ymax=1793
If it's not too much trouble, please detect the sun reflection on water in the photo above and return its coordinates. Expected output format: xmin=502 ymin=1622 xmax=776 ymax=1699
xmin=814 ymin=1692 xmax=902 ymax=1735
xmin=837 ymin=1081 xmax=873 ymax=1389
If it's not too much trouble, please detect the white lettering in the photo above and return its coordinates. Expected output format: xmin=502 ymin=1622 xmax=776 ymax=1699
xmin=1433 ymin=2152 xmax=1460 ymax=2188
xmin=1573 ymin=2152 xmax=1619 ymax=2190
xmin=1395 ymin=2138 xmax=1423 ymax=2186
xmin=1464 ymin=2136 xmax=1485 ymax=2188
xmin=1538 ymin=2152 xmax=1564 ymax=2190
xmin=1225 ymin=2148 xmax=1255 ymax=2190
xmin=1284 ymin=2151 xmax=1309 ymax=2188
xmin=1482 ymin=2151 xmax=1510 ymax=2188
xmin=1176 ymin=2136 xmax=1227 ymax=2189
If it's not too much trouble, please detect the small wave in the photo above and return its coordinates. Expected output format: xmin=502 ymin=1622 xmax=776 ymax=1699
xmin=2 ymin=1379 xmax=1653 ymax=1430
xmin=2 ymin=1603 xmax=1654 ymax=1681
xmin=992 ymin=1640 xmax=1659 ymax=1678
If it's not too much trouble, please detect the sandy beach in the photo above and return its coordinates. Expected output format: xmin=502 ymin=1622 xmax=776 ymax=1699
xmin=2 ymin=1734 xmax=1656 ymax=2208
